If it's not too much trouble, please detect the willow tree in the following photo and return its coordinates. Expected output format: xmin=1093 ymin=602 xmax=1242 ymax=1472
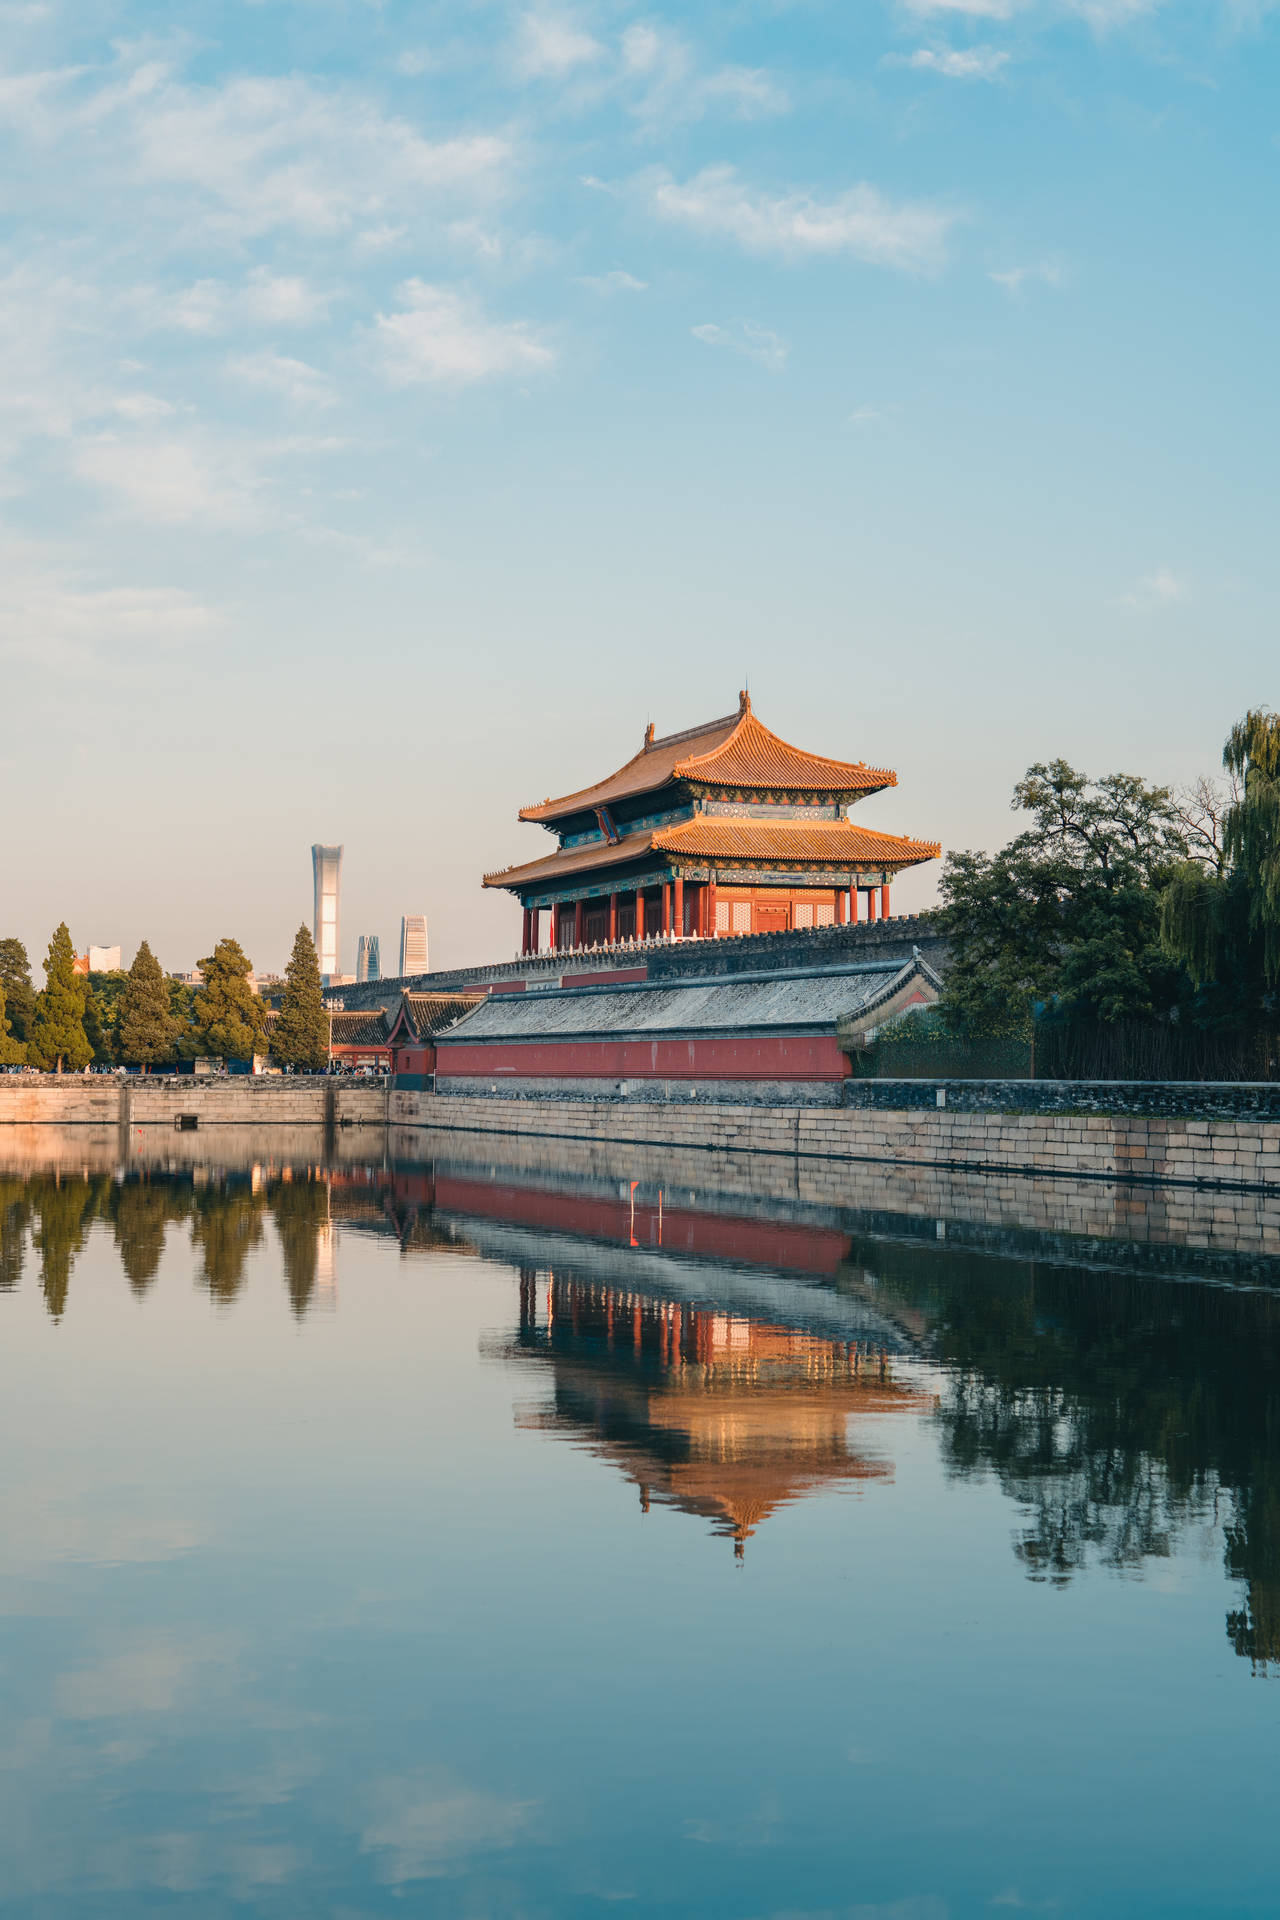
xmin=1161 ymin=710 xmax=1280 ymax=1023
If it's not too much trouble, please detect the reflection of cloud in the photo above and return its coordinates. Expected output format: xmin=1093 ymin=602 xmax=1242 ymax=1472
xmin=53 ymin=1635 xmax=238 ymax=1718
xmin=362 ymin=1772 xmax=535 ymax=1883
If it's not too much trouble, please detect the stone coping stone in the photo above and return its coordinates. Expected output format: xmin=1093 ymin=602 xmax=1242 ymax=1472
xmin=842 ymin=1079 xmax=1280 ymax=1120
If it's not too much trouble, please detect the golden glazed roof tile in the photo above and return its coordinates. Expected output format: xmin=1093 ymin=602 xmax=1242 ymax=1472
xmin=482 ymin=817 xmax=938 ymax=891
xmin=517 ymin=693 xmax=894 ymax=825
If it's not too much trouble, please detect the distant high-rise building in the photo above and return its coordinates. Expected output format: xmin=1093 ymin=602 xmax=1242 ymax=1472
xmin=356 ymin=934 xmax=381 ymax=983
xmin=399 ymin=914 xmax=428 ymax=977
xmin=311 ymin=844 xmax=343 ymax=984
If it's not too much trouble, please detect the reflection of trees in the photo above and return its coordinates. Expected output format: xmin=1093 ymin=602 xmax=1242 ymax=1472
xmin=30 ymin=1175 xmax=110 ymax=1321
xmin=0 ymin=1177 xmax=29 ymax=1292
xmin=848 ymin=1237 xmax=1280 ymax=1671
xmin=269 ymin=1172 xmax=331 ymax=1318
xmin=110 ymin=1177 xmax=191 ymax=1295
xmin=189 ymin=1180 xmax=266 ymax=1304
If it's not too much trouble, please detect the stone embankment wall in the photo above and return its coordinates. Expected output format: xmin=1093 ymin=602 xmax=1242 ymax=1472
xmin=0 ymin=1080 xmax=386 ymax=1127
xmin=391 ymin=1089 xmax=1280 ymax=1192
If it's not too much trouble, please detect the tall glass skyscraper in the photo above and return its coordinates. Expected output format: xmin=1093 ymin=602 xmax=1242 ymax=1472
xmin=311 ymin=844 xmax=343 ymax=984
xmin=399 ymin=915 xmax=428 ymax=977
xmin=356 ymin=934 xmax=380 ymax=983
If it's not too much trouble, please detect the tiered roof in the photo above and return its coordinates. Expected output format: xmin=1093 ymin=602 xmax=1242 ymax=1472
xmin=485 ymin=818 xmax=940 ymax=891
xmin=518 ymin=691 xmax=895 ymax=824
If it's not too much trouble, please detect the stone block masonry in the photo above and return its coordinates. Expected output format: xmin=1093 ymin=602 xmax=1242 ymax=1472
xmin=4 ymin=1078 xmax=1279 ymax=1192
xmin=390 ymin=1090 xmax=1280 ymax=1193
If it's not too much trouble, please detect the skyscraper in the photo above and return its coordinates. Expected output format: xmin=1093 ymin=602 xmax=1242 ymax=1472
xmin=356 ymin=934 xmax=381 ymax=983
xmin=399 ymin=914 xmax=428 ymax=978
xmin=311 ymin=844 xmax=343 ymax=984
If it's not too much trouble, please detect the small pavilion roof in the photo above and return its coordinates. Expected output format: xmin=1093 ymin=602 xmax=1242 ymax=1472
xmin=518 ymin=693 xmax=895 ymax=825
xmin=483 ymin=816 xmax=940 ymax=892
xmin=389 ymin=990 xmax=487 ymax=1042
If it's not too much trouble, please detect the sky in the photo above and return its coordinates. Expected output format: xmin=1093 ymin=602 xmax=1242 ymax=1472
xmin=1 ymin=0 xmax=1277 ymax=977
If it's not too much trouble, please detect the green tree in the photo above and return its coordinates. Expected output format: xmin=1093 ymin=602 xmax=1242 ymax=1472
xmin=271 ymin=925 xmax=330 ymax=1072
xmin=0 ymin=938 xmax=35 ymax=1043
xmin=117 ymin=941 xmax=180 ymax=1071
xmin=85 ymin=969 xmax=130 ymax=1063
xmin=938 ymin=760 xmax=1193 ymax=1034
xmin=28 ymin=924 xmax=92 ymax=1073
xmin=1162 ymin=710 xmax=1280 ymax=1026
xmin=0 ymin=978 xmax=25 ymax=1066
xmin=189 ymin=938 xmax=269 ymax=1063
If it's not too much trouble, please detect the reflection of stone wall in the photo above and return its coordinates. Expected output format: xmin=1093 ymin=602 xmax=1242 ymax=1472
xmin=393 ymin=1125 xmax=1280 ymax=1278
xmin=390 ymin=1089 xmax=1280 ymax=1195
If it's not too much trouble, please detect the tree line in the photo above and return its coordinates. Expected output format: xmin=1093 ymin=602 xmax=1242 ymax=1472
xmin=0 ymin=924 xmax=332 ymax=1073
xmin=923 ymin=707 xmax=1280 ymax=1073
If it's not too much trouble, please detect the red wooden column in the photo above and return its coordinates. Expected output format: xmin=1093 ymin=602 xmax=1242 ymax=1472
xmin=573 ymin=899 xmax=585 ymax=949
xmin=662 ymin=883 xmax=671 ymax=936
xmin=880 ymin=884 xmax=891 ymax=920
xmin=849 ymin=889 xmax=860 ymax=924
xmin=635 ymin=890 xmax=646 ymax=941
xmin=707 ymin=878 xmax=718 ymax=936
xmin=673 ymin=875 xmax=684 ymax=938
xmin=521 ymin=907 xmax=531 ymax=954
xmin=528 ymin=907 xmax=539 ymax=951
xmin=867 ymin=889 xmax=878 ymax=923
xmin=609 ymin=892 xmax=618 ymax=944
xmin=836 ymin=889 xmax=847 ymax=926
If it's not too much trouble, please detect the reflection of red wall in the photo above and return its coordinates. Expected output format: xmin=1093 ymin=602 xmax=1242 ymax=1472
xmin=434 ymin=1173 xmax=850 ymax=1275
xmin=435 ymin=1033 xmax=849 ymax=1082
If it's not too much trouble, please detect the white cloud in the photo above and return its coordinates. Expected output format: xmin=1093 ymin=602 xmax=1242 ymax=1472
xmin=645 ymin=165 xmax=955 ymax=272
xmin=576 ymin=268 xmax=648 ymax=293
xmin=111 ymin=393 xmax=176 ymax=420
xmin=227 ymin=351 xmax=335 ymax=408
xmin=1119 ymin=568 xmax=1186 ymax=608
xmin=0 ymin=57 xmax=514 ymax=240
xmin=901 ymin=0 xmax=1020 ymax=15
xmin=374 ymin=281 xmax=554 ymax=385
xmin=621 ymin=24 xmax=788 ymax=126
xmin=906 ymin=45 xmax=1010 ymax=75
xmin=512 ymin=11 xmax=604 ymax=77
xmin=990 ymin=261 xmax=1063 ymax=291
xmin=0 ymin=536 xmax=219 ymax=668
xmin=145 ymin=272 xmax=331 ymax=335
xmin=72 ymin=434 xmax=266 ymax=525
xmin=692 ymin=319 xmax=788 ymax=370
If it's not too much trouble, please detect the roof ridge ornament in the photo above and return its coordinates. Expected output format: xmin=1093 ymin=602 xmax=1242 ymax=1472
xmin=738 ymin=688 xmax=750 ymax=713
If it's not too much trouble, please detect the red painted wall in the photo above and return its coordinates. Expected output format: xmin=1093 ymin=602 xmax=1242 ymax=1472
xmin=435 ymin=1032 xmax=849 ymax=1081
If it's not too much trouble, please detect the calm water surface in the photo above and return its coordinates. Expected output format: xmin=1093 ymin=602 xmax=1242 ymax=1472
xmin=3 ymin=1129 xmax=1280 ymax=1918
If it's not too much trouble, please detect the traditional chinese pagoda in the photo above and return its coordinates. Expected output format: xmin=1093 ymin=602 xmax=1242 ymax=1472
xmin=483 ymin=691 xmax=940 ymax=953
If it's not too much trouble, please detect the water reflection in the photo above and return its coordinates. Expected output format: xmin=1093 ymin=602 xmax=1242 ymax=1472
xmin=499 ymin=1272 xmax=932 ymax=1556
xmin=3 ymin=1141 xmax=1280 ymax=1676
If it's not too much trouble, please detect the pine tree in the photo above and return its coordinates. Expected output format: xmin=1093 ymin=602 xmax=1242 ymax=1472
xmin=271 ymin=925 xmax=330 ymax=1072
xmin=190 ymin=937 xmax=269 ymax=1063
xmin=117 ymin=941 xmax=180 ymax=1071
xmin=0 ymin=938 xmax=35 ymax=1043
xmin=0 ymin=978 xmax=25 ymax=1066
xmin=28 ymin=924 xmax=92 ymax=1073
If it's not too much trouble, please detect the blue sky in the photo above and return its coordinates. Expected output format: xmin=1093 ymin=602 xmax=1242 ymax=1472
xmin=2 ymin=0 xmax=1276 ymax=974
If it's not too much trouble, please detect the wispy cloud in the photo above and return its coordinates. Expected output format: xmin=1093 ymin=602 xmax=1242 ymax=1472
xmin=904 ymin=45 xmax=1010 ymax=75
xmin=144 ymin=271 xmax=333 ymax=336
xmin=373 ymin=281 xmax=554 ymax=385
xmin=226 ymin=351 xmax=335 ymax=408
xmin=990 ymin=261 xmax=1063 ymax=292
xmin=621 ymin=24 xmax=789 ymax=127
xmin=900 ymin=0 xmax=1021 ymax=16
xmin=645 ymin=165 xmax=956 ymax=272
xmin=692 ymin=319 xmax=788 ymax=370
xmin=0 ymin=534 xmax=220 ymax=669
xmin=576 ymin=268 xmax=648 ymax=294
xmin=1119 ymin=568 xmax=1186 ymax=608
xmin=512 ymin=11 xmax=604 ymax=78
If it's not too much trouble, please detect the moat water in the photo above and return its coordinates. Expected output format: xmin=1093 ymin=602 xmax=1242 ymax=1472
xmin=3 ymin=1127 xmax=1280 ymax=1918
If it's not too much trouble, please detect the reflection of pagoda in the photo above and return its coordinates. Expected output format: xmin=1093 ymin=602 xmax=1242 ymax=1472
xmin=507 ymin=1272 xmax=933 ymax=1556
